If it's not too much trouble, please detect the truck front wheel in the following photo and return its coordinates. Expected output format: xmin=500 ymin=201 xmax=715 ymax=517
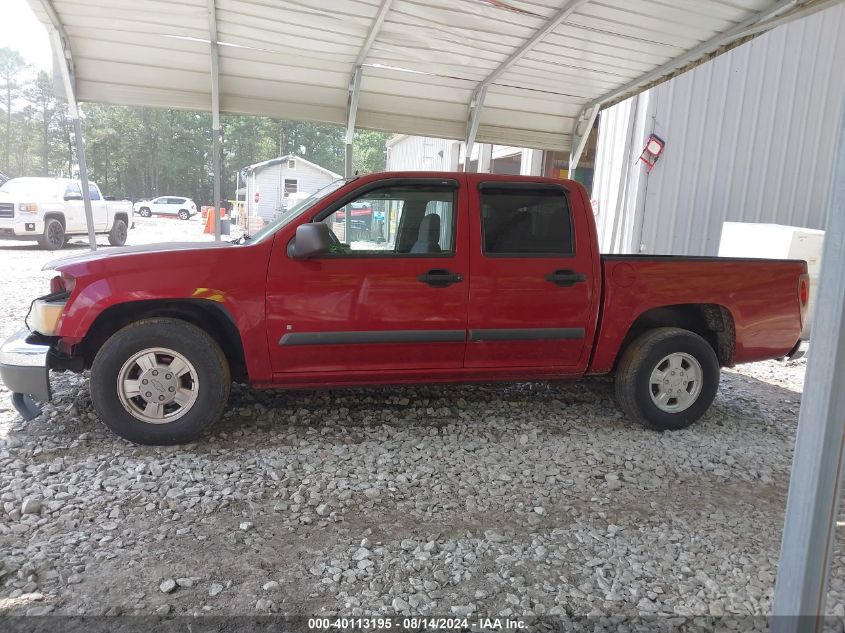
xmin=90 ymin=318 xmax=231 ymax=445
xmin=614 ymin=327 xmax=720 ymax=431
xmin=38 ymin=218 xmax=65 ymax=250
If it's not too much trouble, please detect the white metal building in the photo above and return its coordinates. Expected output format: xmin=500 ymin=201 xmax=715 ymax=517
xmin=385 ymin=135 xmax=544 ymax=176
xmin=592 ymin=3 xmax=845 ymax=255
xmin=242 ymin=155 xmax=340 ymax=222
xmin=386 ymin=136 xmax=460 ymax=172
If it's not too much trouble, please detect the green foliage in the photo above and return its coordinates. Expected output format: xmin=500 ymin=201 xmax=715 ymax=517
xmin=0 ymin=47 xmax=391 ymax=204
xmin=1 ymin=47 xmax=28 ymax=174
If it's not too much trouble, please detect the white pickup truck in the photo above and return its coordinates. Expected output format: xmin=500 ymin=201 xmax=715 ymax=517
xmin=0 ymin=177 xmax=133 ymax=250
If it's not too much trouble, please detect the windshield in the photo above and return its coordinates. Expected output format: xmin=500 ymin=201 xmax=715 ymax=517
xmin=0 ymin=179 xmax=60 ymax=199
xmin=246 ymin=178 xmax=353 ymax=244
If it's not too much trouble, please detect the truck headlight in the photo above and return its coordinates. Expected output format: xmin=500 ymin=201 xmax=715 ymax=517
xmin=30 ymin=274 xmax=75 ymax=336
xmin=19 ymin=203 xmax=39 ymax=213
xmin=31 ymin=299 xmax=67 ymax=336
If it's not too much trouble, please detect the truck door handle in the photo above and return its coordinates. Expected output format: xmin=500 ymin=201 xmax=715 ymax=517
xmin=418 ymin=269 xmax=463 ymax=287
xmin=545 ymin=269 xmax=586 ymax=287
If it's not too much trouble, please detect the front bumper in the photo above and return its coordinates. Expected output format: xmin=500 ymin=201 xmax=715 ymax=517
xmin=785 ymin=338 xmax=809 ymax=361
xmin=0 ymin=329 xmax=52 ymax=420
xmin=0 ymin=219 xmax=44 ymax=238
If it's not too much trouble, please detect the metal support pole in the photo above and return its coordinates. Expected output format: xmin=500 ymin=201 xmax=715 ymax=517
xmin=569 ymin=104 xmax=600 ymax=174
xmin=772 ymin=101 xmax=845 ymax=633
xmin=345 ymin=65 xmax=363 ymax=179
xmin=344 ymin=142 xmax=352 ymax=240
xmin=43 ymin=9 xmax=97 ymax=250
xmin=343 ymin=0 xmax=393 ymax=183
xmin=478 ymin=144 xmax=493 ymax=174
xmin=464 ymin=86 xmax=487 ymax=173
xmin=234 ymin=169 xmax=240 ymax=227
xmin=208 ymin=0 xmax=222 ymax=241
xmin=70 ymin=115 xmax=97 ymax=250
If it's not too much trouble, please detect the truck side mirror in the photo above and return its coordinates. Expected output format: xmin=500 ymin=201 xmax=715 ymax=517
xmin=64 ymin=193 xmax=83 ymax=201
xmin=290 ymin=222 xmax=332 ymax=259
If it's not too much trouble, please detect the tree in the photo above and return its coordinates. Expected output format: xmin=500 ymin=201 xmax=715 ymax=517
xmin=353 ymin=129 xmax=390 ymax=175
xmin=25 ymin=71 xmax=56 ymax=175
xmin=0 ymin=48 xmax=27 ymax=174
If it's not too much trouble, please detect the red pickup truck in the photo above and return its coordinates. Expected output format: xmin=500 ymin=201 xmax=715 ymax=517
xmin=0 ymin=172 xmax=809 ymax=445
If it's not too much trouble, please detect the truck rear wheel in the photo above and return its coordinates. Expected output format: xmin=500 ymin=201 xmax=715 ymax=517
xmin=90 ymin=318 xmax=230 ymax=445
xmin=108 ymin=217 xmax=128 ymax=246
xmin=38 ymin=218 xmax=65 ymax=250
xmin=614 ymin=327 xmax=720 ymax=431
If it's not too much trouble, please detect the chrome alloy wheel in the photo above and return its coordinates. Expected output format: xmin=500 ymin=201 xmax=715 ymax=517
xmin=648 ymin=352 xmax=703 ymax=413
xmin=116 ymin=347 xmax=199 ymax=423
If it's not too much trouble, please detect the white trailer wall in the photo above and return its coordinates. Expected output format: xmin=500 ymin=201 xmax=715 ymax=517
xmin=593 ymin=3 xmax=845 ymax=255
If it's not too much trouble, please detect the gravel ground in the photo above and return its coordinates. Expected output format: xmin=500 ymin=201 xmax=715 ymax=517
xmin=0 ymin=218 xmax=840 ymax=622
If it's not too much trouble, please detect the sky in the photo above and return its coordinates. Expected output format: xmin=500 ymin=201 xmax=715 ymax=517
xmin=2 ymin=0 xmax=52 ymax=71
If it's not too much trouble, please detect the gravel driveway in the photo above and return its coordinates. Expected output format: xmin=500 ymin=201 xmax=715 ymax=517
xmin=0 ymin=219 xmax=841 ymax=622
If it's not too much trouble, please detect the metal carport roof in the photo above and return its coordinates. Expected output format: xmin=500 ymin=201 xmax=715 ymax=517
xmin=26 ymin=0 xmax=840 ymax=168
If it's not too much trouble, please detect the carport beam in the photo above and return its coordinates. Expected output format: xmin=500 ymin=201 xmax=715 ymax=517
xmin=41 ymin=1 xmax=97 ymax=251
xmin=463 ymin=0 xmax=590 ymax=165
xmin=569 ymin=104 xmax=599 ymax=174
xmin=772 ymin=102 xmax=845 ymax=631
xmin=344 ymin=0 xmax=395 ymax=180
xmin=345 ymin=65 xmax=363 ymax=178
xmin=208 ymin=0 xmax=222 ymax=241
xmin=581 ymin=0 xmax=816 ymax=118
xmin=464 ymin=86 xmax=488 ymax=174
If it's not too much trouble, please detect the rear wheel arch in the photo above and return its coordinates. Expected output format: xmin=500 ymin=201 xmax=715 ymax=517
xmin=79 ymin=299 xmax=248 ymax=381
xmin=615 ymin=303 xmax=735 ymax=369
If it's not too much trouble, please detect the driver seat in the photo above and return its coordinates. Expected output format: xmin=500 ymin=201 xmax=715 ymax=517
xmin=410 ymin=214 xmax=442 ymax=254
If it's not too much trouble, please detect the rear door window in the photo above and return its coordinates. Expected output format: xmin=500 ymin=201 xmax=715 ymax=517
xmin=480 ymin=186 xmax=574 ymax=256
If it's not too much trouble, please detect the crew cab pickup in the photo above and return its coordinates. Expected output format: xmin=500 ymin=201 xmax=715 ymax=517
xmin=0 ymin=172 xmax=809 ymax=445
xmin=0 ymin=177 xmax=132 ymax=250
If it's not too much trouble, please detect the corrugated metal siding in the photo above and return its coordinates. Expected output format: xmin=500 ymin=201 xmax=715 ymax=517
xmin=594 ymin=3 xmax=845 ymax=255
xmin=592 ymin=93 xmax=650 ymax=253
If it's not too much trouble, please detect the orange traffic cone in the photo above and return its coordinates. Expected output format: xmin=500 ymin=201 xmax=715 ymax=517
xmin=203 ymin=208 xmax=216 ymax=235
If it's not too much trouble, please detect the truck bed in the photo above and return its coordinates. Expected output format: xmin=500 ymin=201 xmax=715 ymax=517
xmin=588 ymin=254 xmax=808 ymax=373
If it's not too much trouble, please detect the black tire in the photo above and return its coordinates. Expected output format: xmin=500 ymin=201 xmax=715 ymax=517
xmin=90 ymin=318 xmax=231 ymax=445
xmin=614 ymin=327 xmax=720 ymax=431
xmin=38 ymin=217 xmax=65 ymax=250
xmin=108 ymin=218 xmax=128 ymax=246
xmin=178 ymin=209 xmax=190 ymax=220
xmin=138 ymin=207 xmax=151 ymax=218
